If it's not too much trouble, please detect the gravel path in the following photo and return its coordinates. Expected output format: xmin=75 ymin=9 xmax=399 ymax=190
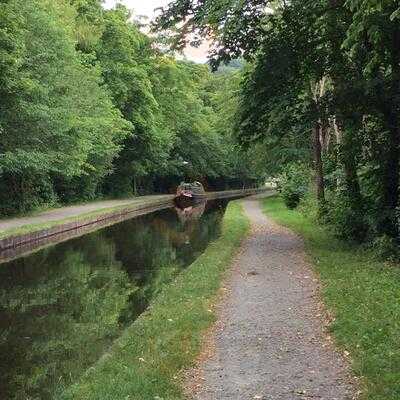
xmin=188 ymin=195 xmax=356 ymax=400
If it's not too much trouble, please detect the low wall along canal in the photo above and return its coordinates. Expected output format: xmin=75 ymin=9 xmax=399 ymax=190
xmin=0 ymin=189 xmax=265 ymax=263
xmin=0 ymin=190 xmax=269 ymax=400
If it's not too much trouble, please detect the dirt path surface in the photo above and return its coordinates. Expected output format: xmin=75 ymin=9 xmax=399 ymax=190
xmin=188 ymin=195 xmax=356 ymax=400
xmin=0 ymin=195 xmax=173 ymax=233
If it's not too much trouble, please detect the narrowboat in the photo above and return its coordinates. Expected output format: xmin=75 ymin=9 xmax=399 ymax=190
xmin=175 ymin=182 xmax=206 ymax=206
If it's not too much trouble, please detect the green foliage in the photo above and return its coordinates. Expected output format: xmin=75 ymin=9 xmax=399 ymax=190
xmin=154 ymin=0 xmax=268 ymax=67
xmin=0 ymin=0 xmax=129 ymax=214
xmin=326 ymin=190 xmax=368 ymax=242
xmin=0 ymin=174 xmax=57 ymax=216
xmin=0 ymin=0 xmax=261 ymax=216
xmin=95 ymin=5 xmax=164 ymax=195
xmin=370 ymin=235 xmax=400 ymax=262
xmin=279 ymin=163 xmax=309 ymax=209
xmin=157 ymin=0 xmax=400 ymax=243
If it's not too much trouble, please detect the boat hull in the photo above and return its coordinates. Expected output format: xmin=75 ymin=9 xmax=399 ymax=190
xmin=174 ymin=193 xmax=206 ymax=208
xmin=175 ymin=182 xmax=206 ymax=207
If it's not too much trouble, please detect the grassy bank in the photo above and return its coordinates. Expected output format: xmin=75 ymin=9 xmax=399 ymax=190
xmin=262 ymin=196 xmax=400 ymax=400
xmin=58 ymin=200 xmax=250 ymax=400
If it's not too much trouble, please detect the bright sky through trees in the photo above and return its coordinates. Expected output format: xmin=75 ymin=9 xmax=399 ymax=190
xmin=103 ymin=0 xmax=168 ymax=19
xmin=102 ymin=0 xmax=209 ymax=62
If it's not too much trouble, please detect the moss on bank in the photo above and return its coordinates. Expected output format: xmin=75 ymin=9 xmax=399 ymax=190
xmin=262 ymin=196 xmax=400 ymax=400
xmin=58 ymin=200 xmax=250 ymax=400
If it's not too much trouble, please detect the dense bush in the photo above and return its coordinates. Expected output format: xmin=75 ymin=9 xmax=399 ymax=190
xmin=370 ymin=235 xmax=400 ymax=262
xmin=279 ymin=164 xmax=309 ymax=209
xmin=0 ymin=173 xmax=57 ymax=216
xmin=326 ymin=191 xmax=367 ymax=242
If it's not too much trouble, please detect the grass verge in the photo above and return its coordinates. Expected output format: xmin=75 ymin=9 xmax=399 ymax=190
xmin=58 ymin=200 xmax=250 ymax=400
xmin=262 ymin=196 xmax=400 ymax=400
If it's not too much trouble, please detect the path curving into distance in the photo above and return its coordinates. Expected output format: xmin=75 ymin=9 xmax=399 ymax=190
xmin=188 ymin=194 xmax=357 ymax=400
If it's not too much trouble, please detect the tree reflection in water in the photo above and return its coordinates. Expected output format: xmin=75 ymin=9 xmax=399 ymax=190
xmin=0 ymin=200 xmax=226 ymax=400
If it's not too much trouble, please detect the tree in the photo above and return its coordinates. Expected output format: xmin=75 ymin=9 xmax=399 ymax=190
xmin=343 ymin=0 xmax=400 ymax=236
xmin=0 ymin=0 xmax=266 ymax=216
xmin=156 ymin=0 xmax=331 ymax=202
xmin=95 ymin=5 xmax=171 ymax=195
xmin=0 ymin=0 xmax=129 ymax=213
xmin=157 ymin=0 xmax=400 ymax=243
xmin=155 ymin=0 xmax=270 ymax=68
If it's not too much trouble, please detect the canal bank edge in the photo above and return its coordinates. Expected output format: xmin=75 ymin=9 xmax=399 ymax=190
xmin=0 ymin=196 xmax=174 ymax=263
xmin=0 ymin=189 xmax=269 ymax=262
xmin=57 ymin=199 xmax=250 ymax=400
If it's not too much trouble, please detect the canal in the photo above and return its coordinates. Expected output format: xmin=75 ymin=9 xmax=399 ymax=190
xmin=0 ymin=199 xmax=230 ymax=400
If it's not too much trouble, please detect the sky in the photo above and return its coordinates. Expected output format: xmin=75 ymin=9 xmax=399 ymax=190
xmin=102 ymin=0 xmax=210 ymax=63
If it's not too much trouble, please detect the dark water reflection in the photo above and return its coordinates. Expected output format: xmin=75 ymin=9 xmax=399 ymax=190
xmin=0 ymin=200 xmax=227 ymax=400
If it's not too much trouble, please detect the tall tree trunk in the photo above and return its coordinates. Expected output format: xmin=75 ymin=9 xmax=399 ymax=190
xmin=312 ymin=121 xmax=325 ymax=203
xmin=311 ymin=79 xmax=327 ymax=205
xmin=335 ymin=117 xmax=361 ymax=201
xmin=133 ymin=175 xmax=138 ymax=196
xmin=320 ymin=120 xmax=331 ymax=153
xmin=343 ymin=151 xmax=361 ymax=202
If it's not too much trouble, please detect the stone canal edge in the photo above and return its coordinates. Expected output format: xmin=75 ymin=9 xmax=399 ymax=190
xmin=0 ymin=189 xmax=270 ymax=262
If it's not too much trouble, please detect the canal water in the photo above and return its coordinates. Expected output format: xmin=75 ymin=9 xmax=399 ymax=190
xmin=0 ymin=200 xmax=229 ymax=400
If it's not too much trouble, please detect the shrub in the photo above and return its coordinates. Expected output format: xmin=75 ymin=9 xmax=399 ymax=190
xmin=298 ymin=193 xmax=322 ymax=222
xmin=0 ymin=173 xmax=57 ymax=216
xmin=279 ymin=163 xmax=309 ymax=209
xmin=326 ymin=190 xmax=367 ymax=242
xmin=370 ymin=235 xmax=399 ymax=262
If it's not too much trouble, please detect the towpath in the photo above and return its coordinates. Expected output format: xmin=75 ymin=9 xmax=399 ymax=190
xmin=0 ymin=189 xmax=269 ymax=240
xmin=187 ymin=194 xmax=356 ymax=400
xmin=0 ymin=195 xmax=173 ymax=233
